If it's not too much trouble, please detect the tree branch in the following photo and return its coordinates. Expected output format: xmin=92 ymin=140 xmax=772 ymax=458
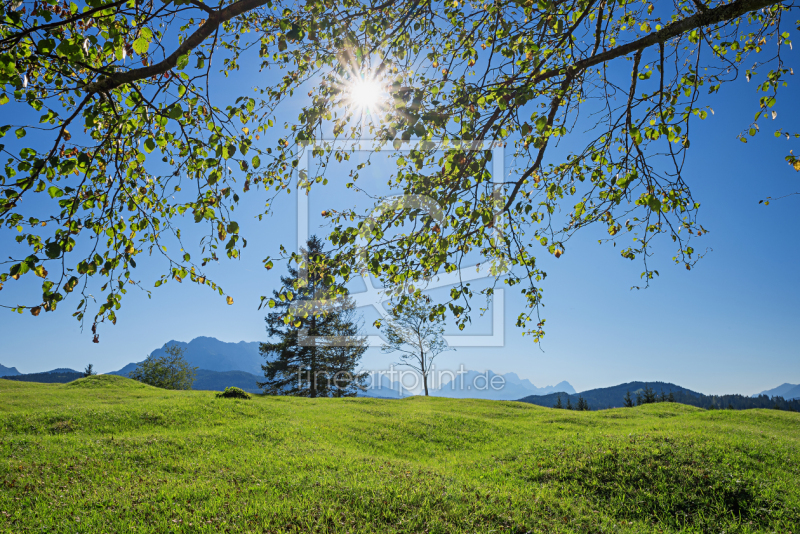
xmin=83 ymin=0 xmax=272 ymax=94
xmin=536 ymin=0 xmax=782 ymax=85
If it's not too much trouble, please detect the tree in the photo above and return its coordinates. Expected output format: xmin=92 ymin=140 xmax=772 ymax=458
xmin=576 ymin=397 xmax=589 ymax=411
xmin=642 ymin=386 xmax=657 ymax=404
xmin=83 ymin=364 xmax=96 ymax=377
xmin=566 ymin=397 xmax=573 ymax=410
xmin=2 ymin=0 xmax=797 ymax=340
xmin=258 ymin=236 xmax=367 ymax=397
xmin=554 ymin=395 xmax=563 ymax=409
xmin=129 ymin=344 xmax=196 ymax=390
xmin=380 ymin=296 xmax=451 ymax=396
xmin=623 ymin=390 xmax=634 ymax=408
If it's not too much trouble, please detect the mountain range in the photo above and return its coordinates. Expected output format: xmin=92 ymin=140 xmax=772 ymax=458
xmin=2 ymin=337 xmax=797 ymax=405
xmin=519 ymin=381 xmax=800 ymax=411
xmin=754 ymin=383 xmax=800 ymax=400
xmin=104 ymin=337 xmax=575 ymax=399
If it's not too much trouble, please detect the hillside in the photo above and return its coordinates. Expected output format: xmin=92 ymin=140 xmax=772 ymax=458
xmin=519 ymin=381 xmax=800 ymax=411
xmin=1 ymin=377 xmax=798 ymax=533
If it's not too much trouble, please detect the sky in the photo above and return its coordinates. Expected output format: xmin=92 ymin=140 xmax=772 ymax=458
xmin=1 ymin=31 xmax=798 ymax=396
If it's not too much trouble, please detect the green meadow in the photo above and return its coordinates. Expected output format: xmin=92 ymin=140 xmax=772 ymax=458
xmin=1 ymin=375 xmax=798 ymax=533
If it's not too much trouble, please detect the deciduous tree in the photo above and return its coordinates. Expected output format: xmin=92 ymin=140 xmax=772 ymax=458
xmin=129 ymin=344 xmax=197 ymax=389
xmin=380 ymin=296 xmax=451 ymax=396
xmin=1 ymin=0 xmax=797 ymax=340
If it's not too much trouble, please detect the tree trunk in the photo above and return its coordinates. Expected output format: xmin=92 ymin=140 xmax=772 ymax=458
xmin=421 ymin=349 xmax=428 ymax=396
xmin=310 ymin=313 xmax=317 ymax=398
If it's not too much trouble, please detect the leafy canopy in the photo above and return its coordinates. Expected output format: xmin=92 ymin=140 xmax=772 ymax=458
xmin=0 ymin=0 xmax=797 ymax=340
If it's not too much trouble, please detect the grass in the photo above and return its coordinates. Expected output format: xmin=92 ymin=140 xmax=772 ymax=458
xmin=1 ymin=375 xmax=798 ymax=533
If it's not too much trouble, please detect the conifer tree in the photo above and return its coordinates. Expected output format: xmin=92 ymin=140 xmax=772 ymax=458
xmin=554 ymin=395 xmax=563 ymax=409
xmin=258 ymin=236 xmax=367 ymax=397
xmin=623 ymin=391 xmax=634 ymax=408
xmin=566 ymin=398 xmax=573 ymax=410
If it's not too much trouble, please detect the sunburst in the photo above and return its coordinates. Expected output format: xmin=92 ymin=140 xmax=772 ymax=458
xmin=329 ymin=57 xmax=388 ymax=120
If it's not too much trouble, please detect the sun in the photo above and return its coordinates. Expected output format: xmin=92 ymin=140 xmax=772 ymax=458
xmin=347 ymin=77 xmax=383 ymax=114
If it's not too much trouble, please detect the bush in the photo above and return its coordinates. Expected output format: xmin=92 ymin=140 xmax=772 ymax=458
xmin=215 ymin=386 xmax=252 ymax=400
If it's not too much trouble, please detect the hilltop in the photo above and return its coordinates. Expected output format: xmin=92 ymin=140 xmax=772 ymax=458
xmin=1 ymin=376 xmax=798 ymax=533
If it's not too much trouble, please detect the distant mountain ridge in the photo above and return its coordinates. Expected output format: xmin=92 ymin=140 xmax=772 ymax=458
xmin=146 ymin=337 xmax=264 ymax=375
xmin=519 ymin=381 xmax=701 ymax=409
xmin=518 ymin=381 xmax=800 ymax=411
xmin=0 ymin=363 xmax=20 ymax=376
xmin=107 ymin=337 xmax=572 ymax=399
xmin=2 ymin=371 xmax=83 ymax=383
xmin=430 ymin=369 xmax=574 ymax=400
xmin=754 ymin=383 xmax=800 ymax=400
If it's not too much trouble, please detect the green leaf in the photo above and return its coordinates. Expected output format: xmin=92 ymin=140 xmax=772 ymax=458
xmin=45 ymin=242 xmax=61 ymax=259
xmin=133 ymin=36 xmax=150 ymax=55
xmin=176 ymin=52 xmax=190 ymax=70
xmin=144 ymin=138 xmax=156 ymax=153
xmin=15 ymin=128 xmax=26 ymax=139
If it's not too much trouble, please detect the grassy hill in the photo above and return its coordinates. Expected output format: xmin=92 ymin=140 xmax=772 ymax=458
xmin=1 ymin=376 xmax=798 ymax=533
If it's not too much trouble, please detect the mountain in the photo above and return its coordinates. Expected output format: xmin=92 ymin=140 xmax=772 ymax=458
xmin=519 ymin=381 xmax=701 ymax=409
xmin=43 ymin=368 xmax=81 ymax=374
xmin=782 ymin=385 xmax=800 ymax=400
xmin=0 ymin=363 xmax=20 ymax=377
xmin=112 ymin=337 xmax=264 ymax=376
xmin=518 ymin=381 xmax=800 ymax=411
xmin=753 ymin=383 xmax=799 ymax=399
xmin=1 ymin=371 xmax=83 ymax=383
xmin=430 ymin=370 xmax=574 ymax=400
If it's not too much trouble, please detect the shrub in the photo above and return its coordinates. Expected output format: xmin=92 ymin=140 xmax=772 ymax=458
xmin=216 ymin=386 xmax=252 ymax=400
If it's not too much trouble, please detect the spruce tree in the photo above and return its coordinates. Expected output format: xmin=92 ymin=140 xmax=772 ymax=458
xmin=566 ymin=398 xmax=573 ymax=410
xmin=258 ymin=236 xmax=367 ymax=397
xmin=623 ymin=391 xmax=634 ymax=408
xmin=554 ymin=395 xmax=563 ymax=409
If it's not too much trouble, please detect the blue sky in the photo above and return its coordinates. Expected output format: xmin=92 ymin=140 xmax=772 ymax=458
xmin=1 ymin=44 xmax=798 ymax=396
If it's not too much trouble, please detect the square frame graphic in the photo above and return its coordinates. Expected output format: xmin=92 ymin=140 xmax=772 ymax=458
xmin=296 ymin=140 xmax=505 ymax=348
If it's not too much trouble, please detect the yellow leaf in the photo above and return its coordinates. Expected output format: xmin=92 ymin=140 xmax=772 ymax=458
xmin=226 ymin=296 xmax=234 ymax=305
xmin=794 ymin=160 xmax=800 ymax=172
